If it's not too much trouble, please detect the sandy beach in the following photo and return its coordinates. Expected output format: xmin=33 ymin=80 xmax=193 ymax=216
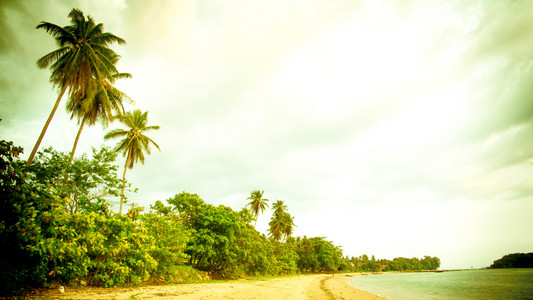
xmin=30 ymin=273 xmax=386 ymax=299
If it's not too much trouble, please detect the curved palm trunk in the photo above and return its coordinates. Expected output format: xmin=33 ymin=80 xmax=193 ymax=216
xmin=26 ymin=86 xmax=67 ymax=167
xmin=120 ymin=158 xmax=129 ymax=216
xmin=68 ymin=115 xmax=88 ymax=165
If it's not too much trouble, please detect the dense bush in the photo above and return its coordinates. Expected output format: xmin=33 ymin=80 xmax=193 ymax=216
xmin=1 ymin=140 xmax=65 ymax=292
xmin=0 ymin=142 xmax=188 ymax=292
xmin=490 ymin=253 xmax=533 ymax=268
xmin=166 ymin=192 xmax=293 ymax=278
xmin=141 ymin=211 xmax=190 ymax=281
xmin=294 ymin=236 xmax=344 ymax=272
xmin=26 ymin=147 xmax=129 ymax=215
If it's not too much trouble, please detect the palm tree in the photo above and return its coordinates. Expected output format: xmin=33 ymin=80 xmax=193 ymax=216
xmin=268 ymin=200 xmax=289 ymax=242
xmin=282 ymin=213 xmax=295 ymax=241
xmin=67 ymin=71 xmax=132 ymax=164
xmin=246 ymin=190 xmax=269 ymax=228
xmin=104 ymin=109 xmax=160 ymax=215
xmin=27 ymin=8 xmax=125 ymax=166
xmin=268 ymin=214 xmax=284 ymax=242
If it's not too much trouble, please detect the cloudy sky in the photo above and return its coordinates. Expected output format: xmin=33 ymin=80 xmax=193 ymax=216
xmin=2 ymin=0 xmax=533 ymax=269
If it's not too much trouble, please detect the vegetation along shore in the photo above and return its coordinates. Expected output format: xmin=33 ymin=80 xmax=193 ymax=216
xmin=0 ymin=140 xmax=440 ymax=297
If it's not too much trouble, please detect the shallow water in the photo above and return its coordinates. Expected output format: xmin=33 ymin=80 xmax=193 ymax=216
xmin=349 ymin=269 xmax=533 ymax=299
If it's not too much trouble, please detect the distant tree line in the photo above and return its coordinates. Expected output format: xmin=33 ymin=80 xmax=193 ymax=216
xmin=490 ymin=253 xmax=533 ymax=268
xmin=345 ymin=254 xmax=440 ymax=272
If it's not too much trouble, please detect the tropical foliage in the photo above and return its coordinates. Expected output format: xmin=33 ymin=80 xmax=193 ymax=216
xmin=0 ymin=140 xmax=441 ymax=295
xmin=246 ymin=190 xmax=269 ymax=228
xmin=490 ymin=253 xmax=533 ymax=269
xmin=26 ymin=146 xmax=126 ymax=215
xmin=0 ymin=142 xmax=186 ymax=293
xmin=27 ymin=9 xmax=127 ymax=166
xmin=294 ymin=236 xmax=344 ymax=272
xmin=104 ymin=109 xmax=160 ymax=215
xmin=268 ymin=200 xmax=295 ymax=242
xmin=68 ymin=71 xmax=132 ymax=164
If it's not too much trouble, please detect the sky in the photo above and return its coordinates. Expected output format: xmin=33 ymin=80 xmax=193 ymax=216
xmin=1 ymin=0 xmax=533 ymax=270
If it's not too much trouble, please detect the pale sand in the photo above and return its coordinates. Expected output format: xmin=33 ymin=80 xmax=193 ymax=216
xmin=31 ymin=273 xmax=386 ymax=299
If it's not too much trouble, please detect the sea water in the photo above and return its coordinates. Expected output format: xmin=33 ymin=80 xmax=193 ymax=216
xmin=349 ymin=269 xmax=533 ymax=299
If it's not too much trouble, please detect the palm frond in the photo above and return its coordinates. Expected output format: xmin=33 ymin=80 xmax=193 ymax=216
xmin=104 ymin=128 xmax=129 ymax=140
xmin=68 ymin=9 xmax=85 ymax=24
xmin=36 ymin=47 xmax=70 ymax=69
xmin=142 ymin=125 xmax=161 ymax=132
xmin=91 ymin=32 xmax=126 ymax=46
xmin=123 ymin=111 xmax=137 ymax=128
xmin=113 ymin=72 xmax=132 ymax=80
xmin=146 ymin=136 xmax=161 ymax=152
xmin=36 ymin=22 xmax=71 ymax=39
xmin=89 ymin=22 xmax=104 ymax=37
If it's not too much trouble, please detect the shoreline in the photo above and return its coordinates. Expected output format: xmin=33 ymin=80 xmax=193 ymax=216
xmin=29 ymin=273 xmax=387 ymax=299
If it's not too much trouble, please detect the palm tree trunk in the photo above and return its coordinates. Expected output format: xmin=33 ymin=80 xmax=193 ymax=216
xmin=26 ymin=86 xmax=67 ymax=167
xmin=69 ymin=115 xmax=88 ymax=165
xmin=120 ymin=157 xmax=129 ymax=216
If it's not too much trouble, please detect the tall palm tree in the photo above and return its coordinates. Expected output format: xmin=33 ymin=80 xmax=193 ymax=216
xmin=27 ymin=8 xmax=125 ymax=166
xmin=104 ymin=109 xmax=160 ymax=215
xmin=268 ymin=200 xmax=289 ymax=242
xmin=67 ymin=71 xmax=132 ymax=164
xmin=246 ymin=190 xmax=269 ymax=229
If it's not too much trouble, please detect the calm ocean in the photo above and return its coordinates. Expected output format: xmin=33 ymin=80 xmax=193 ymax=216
xmin=348 ymin=269 xmax=533 ymax=299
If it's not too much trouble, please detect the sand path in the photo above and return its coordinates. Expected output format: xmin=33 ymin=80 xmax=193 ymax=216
xmin=31 ymin=274 xmax=385 ymax=299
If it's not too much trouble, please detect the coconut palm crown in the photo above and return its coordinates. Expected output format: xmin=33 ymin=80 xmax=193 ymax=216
xmin=246 ymin=190 xmax=269 ymax=228
xmin=272 ymin=200 xmax=288 ymax=217
xmin=37 ymin=8 xmax=125 ymax=96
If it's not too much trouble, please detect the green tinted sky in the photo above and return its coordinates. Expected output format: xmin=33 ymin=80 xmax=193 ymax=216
xmin=1 ymin=0 xmax=533 ymax=269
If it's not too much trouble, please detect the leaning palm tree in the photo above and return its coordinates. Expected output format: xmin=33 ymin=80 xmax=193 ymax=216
xmin=246 ymin=190 xmax=269 ymax=229
xmin=27 ymin=8 xmax=125 ymax=166
xmin=104 ymin=109 xmax=160 ymax=215
xmin=67 ymin=71 xmax=133 ymax=164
